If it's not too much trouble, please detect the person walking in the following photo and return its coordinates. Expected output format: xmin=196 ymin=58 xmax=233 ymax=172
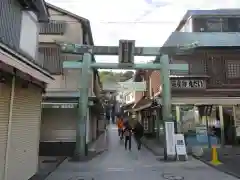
xmin=123 ymin=123 xmax=132 ymax=151
xmin=117 ymin=115 xmax=124 ymax=140
xmin=133 ymin=121 xmax=144 ymax=150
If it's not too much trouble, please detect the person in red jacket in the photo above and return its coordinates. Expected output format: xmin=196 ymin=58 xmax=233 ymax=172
xmin=117 ymin=116 xmax=124 ymax=140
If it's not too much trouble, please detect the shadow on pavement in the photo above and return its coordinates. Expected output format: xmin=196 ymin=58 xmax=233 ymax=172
xmin=29 ymin=156 xmax=66 ymax=180
xmin=30 ymin=130 xmax=109 ymax=179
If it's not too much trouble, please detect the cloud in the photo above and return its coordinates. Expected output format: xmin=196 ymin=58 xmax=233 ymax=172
xmin=46 ymin=0 xmax=240 ymax=64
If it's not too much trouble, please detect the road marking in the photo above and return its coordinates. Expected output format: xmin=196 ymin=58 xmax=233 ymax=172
xmin=106 ymin=168 xmax=134 ymax=172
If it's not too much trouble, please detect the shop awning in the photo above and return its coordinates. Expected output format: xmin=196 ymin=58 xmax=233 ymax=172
xmin=155 ymin=97 xmax=240 ymax=105
xmin=42 ymin=102 xmax=78 ymax=109
xmin=163 ymin=32 xmax=240 ymax=49
xmin=42 ymin=101 xmax=94 ymax=108
xmin=132 ymin=98 xmax=153 ymax=112
xmin=121 ymin=102 xmax=134 ymax=110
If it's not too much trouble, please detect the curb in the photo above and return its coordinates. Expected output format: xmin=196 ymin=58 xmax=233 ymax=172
xmin=141 ymin=139 xmax=164 ymax=157
xmin=29 ymin=157 xmax=67 ymax=180
xmin=192 ymin=155 xmax=240 ymax=179
xmin=45 ymin=157 xmax=67 ymax=179
xmin=68 ymin=149 xmax=106 ymax=162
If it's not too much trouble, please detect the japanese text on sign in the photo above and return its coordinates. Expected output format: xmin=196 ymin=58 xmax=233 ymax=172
xmin=171 ymin=79 xmax=205 ymax=89
xmin=52 ymin=104 xmax=75 ymax=109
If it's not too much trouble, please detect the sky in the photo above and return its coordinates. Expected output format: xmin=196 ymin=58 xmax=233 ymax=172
xmin=46 ymin=0 xmax=240 ymax=71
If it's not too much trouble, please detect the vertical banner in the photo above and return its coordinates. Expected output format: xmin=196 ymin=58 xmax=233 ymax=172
xmin=165 ymin=121 xmax=176 ymax=156
xmin=233 ymin=105 xmax=240 ymax=137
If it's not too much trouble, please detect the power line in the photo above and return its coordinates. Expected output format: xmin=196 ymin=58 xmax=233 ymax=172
xmin=134 ymin=2 xmax=170 ymax=22
xmin=99 ymin=21 xmax=176 ymax=24
xmin=42 ymin=19 xmax=177 ymax=24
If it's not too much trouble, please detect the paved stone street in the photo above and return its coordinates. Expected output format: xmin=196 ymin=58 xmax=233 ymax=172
xmin=46 ymin=125 xmax=239 ymax=180
xmin=197 ymin=147 xmax=240 ymax=178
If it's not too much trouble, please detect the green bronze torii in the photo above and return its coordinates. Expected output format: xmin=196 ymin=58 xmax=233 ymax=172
xmin=59 ymin=40 xmax=192 ymax=161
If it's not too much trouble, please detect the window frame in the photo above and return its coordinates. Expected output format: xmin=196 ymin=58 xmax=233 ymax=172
xmin=226 ymin=59 xmax=240 ymax=79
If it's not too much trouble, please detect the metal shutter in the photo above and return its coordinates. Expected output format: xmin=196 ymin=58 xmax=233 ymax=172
xmin=6 ymin=82 xmax=42 ymax=180
xmin=0 ymin=82 xmax=11 ymax=180
xmin=41 ymin=108 xmax=77 ymax=142
xmin=92 ymin=115 xmax=97 ymax=140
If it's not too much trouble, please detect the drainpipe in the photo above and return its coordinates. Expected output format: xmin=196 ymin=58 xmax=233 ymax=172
xmin=4 ymin=75 xmax=15 ymax=180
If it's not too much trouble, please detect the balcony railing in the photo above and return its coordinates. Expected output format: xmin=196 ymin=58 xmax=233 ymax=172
xmin=39 ymin=20 xmax=66 ymax=35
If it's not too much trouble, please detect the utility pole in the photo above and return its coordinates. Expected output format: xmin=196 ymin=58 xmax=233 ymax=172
xmin=59 ymin=38 xmax=193 ymax=161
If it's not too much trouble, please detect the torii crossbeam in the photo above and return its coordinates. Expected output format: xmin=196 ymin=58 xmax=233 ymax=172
xmin=59 ymin=40 xmax=191 ymax=161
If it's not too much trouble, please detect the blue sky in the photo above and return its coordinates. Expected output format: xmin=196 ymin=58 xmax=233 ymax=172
xmin=46 ymin=0 xmax=240 ymax=69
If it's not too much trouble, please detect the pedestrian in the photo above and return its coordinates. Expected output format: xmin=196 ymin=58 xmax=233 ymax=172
xmin=117 ymin=115 xmax=124 ymax=140
xmin=123 ymin=122 xmax=132 ymax=151
xmin=133 ymin=121 xmax=144 ymax=150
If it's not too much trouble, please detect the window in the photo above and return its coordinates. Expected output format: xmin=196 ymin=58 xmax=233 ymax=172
xmin=170 ymin=59 xmax=189 ymax=75
xmin=20 ymin=11 xmax=38 ymax=59
xmin=38 ymin=45 xmax=62 ymax=74
xmin=39 ymin=20 xmax=66 ymax=34
xmin=194 ymin=17 xmax=228 ymax=32
xmin=227 ymin=18 xmax=240 ymax=32
xmin=206 ymin=17 xmax=228 ymax=32
xmin=226 ymin=60 xmax=240 ymax=78
xmin=206 ymin=18 xmax=222 ymax=32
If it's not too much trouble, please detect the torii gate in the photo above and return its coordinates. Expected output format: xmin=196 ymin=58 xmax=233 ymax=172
xmin=59 ymin=40 xmax=190 ymax=161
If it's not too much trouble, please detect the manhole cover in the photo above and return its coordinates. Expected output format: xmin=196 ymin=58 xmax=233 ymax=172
xmin=162 ymin=173 xmax=184 ymax=180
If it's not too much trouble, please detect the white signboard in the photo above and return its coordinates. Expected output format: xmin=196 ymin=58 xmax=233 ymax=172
xmin=165 ymin=121 xmax=176 ymax=156
xmin=118 ymin=81 xmax=146 ymax=91
xmin=175 ymin=133 xmax=188 ymax=161
xmin=196 ymin=125 xmax=207 ymax=136
xmin=102 ymin=82 xmax=146 ymax=91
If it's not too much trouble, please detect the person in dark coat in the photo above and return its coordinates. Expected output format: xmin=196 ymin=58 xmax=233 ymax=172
xmin=123 ymin=119 xmax=132 ymax=151
xmin=133 ymin=121 xmax=144 ymax=150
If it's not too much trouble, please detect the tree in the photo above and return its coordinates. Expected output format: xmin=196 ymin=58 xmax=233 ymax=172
xmin=122 ymin=71 xmax=134 ymax=80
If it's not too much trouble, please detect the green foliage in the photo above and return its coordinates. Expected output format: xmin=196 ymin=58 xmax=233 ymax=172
xmin=99 ymin=71 xmax=134 ymax=83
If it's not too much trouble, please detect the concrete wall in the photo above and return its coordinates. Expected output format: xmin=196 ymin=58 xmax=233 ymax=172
xmin=149 ymin=70 xmax=161 ymax=96
xmin=134 ymin=91 xmax=143 ymax=103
